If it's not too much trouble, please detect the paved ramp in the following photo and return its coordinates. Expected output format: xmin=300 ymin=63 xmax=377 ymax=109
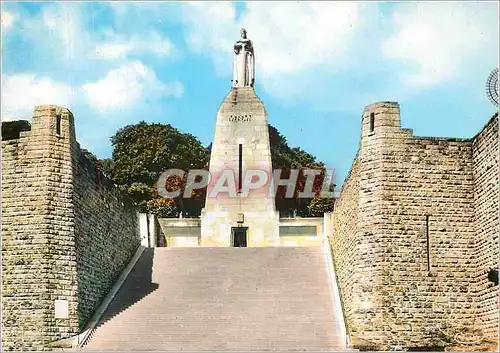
xmin=83 ymin=247 xmax=346 ymax=351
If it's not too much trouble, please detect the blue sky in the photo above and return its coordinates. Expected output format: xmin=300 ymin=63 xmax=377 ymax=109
xmin=1 ymin=1 xmax=498 ymax=185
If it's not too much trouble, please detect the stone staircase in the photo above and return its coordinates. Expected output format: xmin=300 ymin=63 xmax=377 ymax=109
xmin=83 ymin=246 xmax=347 ymax=351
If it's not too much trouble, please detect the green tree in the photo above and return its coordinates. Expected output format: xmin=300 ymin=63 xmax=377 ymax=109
xmin=106 ymin=121 xmax=209 ymax=216
xmin=110 ymin=121 xmax=208 ymax=186
xmin=146 ymin=198 xmax=178 ymax=218
xmin=307 ymin=195 xmax=335 ymax=217
xmin=127 ymin=182 xmax=153 ymax=212
xmin=100 ymin=158 xmax=114 ymax=178
xmin=268 ymin=124 xmax=332 ymax=216
xmin=103 ymin=121 xmax=333 ymax=218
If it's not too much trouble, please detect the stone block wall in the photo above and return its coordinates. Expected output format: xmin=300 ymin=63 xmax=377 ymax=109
xmin=330 ymin=102 xmax=499 ymax=350
xmin=74 ymin=149 xmax=140 ymax=327
xmin=2 ymin=106 xmax=80 ymax=350
xmin=1 ymin=105 xmax=140 ymax=350
xmin=330 ymin=158 xmax=361 ymax=341
xmin=471 ymin=114 xmax=499 ymax=342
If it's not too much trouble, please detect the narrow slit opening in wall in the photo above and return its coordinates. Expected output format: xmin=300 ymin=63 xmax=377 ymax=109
xmin=426 ymin=215 xmax=431 ymax=272
xmin=369 ymin=112 xmax=375 ymax=133
xmin=56 ymin=115 xmax=62 ymax=135
xmin=238 ymin=144 xmax=243 ymax=193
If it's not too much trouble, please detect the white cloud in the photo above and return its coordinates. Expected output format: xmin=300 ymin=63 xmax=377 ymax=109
xmin=1 ymin=74 xmax=73 ymax=121
xmin=82 ymin=61 xmax=183 ymax=111
xmin=241 ymin=3 xmax=364 ymax=76
xmin=181 ymin=2 xmax=372 ymax=97
xmin=1 ymin=10 xmax=15 ymax=31
xmin=181 ymin=2 xmax=498 ymax=103
xmin=183 ymin=2 xmax=237 ymax=54
xmin=39 ymin=3 xmax=88 ymax=61
xmin=95 ymin=43 xmax=132 ymax=60
xmin=18 ymin=3 xmax=177 ymax=65
xmin=381 ymin=2 xmax=498 ymax=88
xmin=95 ymin=31 xmax=174 ymax=60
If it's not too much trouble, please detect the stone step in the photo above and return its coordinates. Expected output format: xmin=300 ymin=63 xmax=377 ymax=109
xmin=83 ymin=246 xmax=346 ymax=351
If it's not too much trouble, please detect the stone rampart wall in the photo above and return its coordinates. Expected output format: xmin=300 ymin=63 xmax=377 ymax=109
xmin=331 ymin=103 xmax=498 ymax=350
xmin=330 ymin=158 xmax=360 ymax=339
xmin=375 ymin=133 xmax=476 ymax=348
xmin=74 ymin=149 xmax=140 ymax=327
xmin=471 ymin=114 xmax=499 ymax=342
xmin=1 ymin=105 xmax=140 ymax=351
xmin=2 ymin=106 xmax=80 ymax=350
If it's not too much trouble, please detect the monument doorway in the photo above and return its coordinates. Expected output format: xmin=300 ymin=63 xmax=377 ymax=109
xmin=232 ymin=227 xmax=248 ymax=247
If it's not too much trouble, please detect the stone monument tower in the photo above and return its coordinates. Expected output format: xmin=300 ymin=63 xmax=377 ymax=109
xmin=201 ymin=29 xmax=279 ymax=247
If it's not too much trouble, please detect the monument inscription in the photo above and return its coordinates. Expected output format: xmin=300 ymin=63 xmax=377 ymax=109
xmin=229 ymin=114 xmax=252 ymax=122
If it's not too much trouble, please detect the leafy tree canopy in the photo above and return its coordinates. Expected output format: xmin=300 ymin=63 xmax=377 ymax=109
xmin=100 ymin=121 xmax=334 ymax=217
xmin=268 ymin=124 xmax=331 ymax=216
xmin=109 ymin=121 xmax=209 ymax=186
xmin=104 ymin=121 xmax=209 ymax=215
xmin=307 ymin=196 xmax=335 ymax=217
xmin=269 ymin=124 xmax=323 ymax=169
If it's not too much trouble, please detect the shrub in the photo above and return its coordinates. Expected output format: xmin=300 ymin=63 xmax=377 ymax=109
xmin=146 ymin=197 xmax=178 ymax=218
xmin=307 ymin=196 xmax=335 ymax=217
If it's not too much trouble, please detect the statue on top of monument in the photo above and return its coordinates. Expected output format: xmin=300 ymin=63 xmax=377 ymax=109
xmin=233 ymin=28 xmax=255 ymax=88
